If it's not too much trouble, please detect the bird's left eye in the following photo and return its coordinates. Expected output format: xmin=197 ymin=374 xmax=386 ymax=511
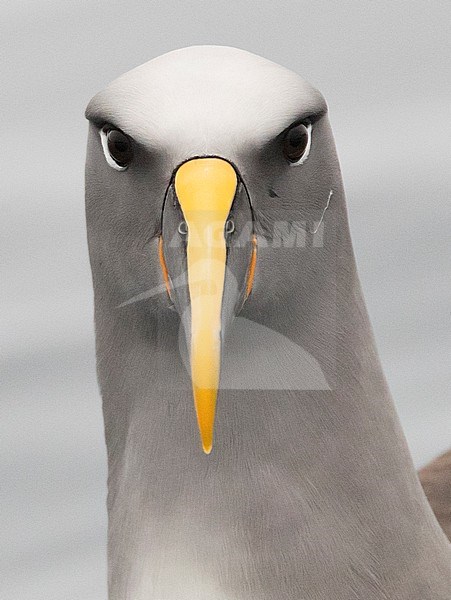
xmin=100 ymin=126 xmax=134 ymax=170
xmin=283 ymin=121 xmax=312 ymax=165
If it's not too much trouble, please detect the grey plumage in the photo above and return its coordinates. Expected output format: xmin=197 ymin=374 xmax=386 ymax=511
xmin=420 ymin=450 xmax=451 ymax=542
xmin=85 ymin=46 xmax=451 ymax=599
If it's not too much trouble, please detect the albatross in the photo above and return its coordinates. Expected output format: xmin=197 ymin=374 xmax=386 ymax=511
xmin=84 ymin=46 xmax=451 ymax=600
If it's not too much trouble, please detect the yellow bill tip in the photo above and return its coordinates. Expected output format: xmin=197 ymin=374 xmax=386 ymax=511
xmin=202 ymin=442 xmax=213 ymax=455
xmin=194 ymin=386 xmax=216 ymax=456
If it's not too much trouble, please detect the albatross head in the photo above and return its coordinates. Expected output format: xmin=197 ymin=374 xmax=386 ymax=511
xmin=85 ymin=45 xmax=337 ymax=454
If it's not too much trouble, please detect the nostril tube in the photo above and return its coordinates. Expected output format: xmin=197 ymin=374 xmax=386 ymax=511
xmin=178 ymin=220 xmax=188 ymax=235
xmin=225 ymin=219 xmax=235 ymax=234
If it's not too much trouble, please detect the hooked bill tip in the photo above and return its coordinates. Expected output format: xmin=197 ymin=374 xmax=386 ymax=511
xmin=194 ymin=386 xmax=216 ymax=456
xmin=202 ymin=442 xmax=213 ymax=455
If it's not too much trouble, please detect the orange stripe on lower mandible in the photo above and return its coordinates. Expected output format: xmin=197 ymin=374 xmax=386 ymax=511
xmin=158 ymin=236 xmax=172 ymax=300
xmin=245 ymin=235 xmax=257 ymax=299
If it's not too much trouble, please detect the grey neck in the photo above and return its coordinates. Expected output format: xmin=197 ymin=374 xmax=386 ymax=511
xmin=92 ymin=211 xmax=450 ymax=600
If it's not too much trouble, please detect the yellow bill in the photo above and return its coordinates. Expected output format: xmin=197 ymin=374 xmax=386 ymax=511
xmin=174 ymin=158 xmax=237 ymax=454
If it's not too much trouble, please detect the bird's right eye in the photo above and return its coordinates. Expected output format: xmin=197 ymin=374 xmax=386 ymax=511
xmin=283 ymin=121 xmax=312 ymax=165
xmin=100 ymin=125 xmax=134 ymax=170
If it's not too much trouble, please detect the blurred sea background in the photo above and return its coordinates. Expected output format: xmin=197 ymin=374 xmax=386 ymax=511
xmin=2 ymin=1 xmax=450 ymax=598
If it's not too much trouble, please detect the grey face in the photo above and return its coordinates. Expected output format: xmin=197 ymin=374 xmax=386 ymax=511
xmin=85 ymin=45 xmax=341 ymax=452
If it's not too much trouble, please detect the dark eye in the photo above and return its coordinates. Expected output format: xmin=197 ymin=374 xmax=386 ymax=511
xmin=101 ymin=126 xmax=133 ymax=169
xmin=283 ymin=121 xmax=311 ymax=164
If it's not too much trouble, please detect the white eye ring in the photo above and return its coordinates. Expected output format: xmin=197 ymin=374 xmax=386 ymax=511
xmin=100 ymin=126 xmax=128 ymax=171
xmin=287 ymin=121 xmax=312 ymax=167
